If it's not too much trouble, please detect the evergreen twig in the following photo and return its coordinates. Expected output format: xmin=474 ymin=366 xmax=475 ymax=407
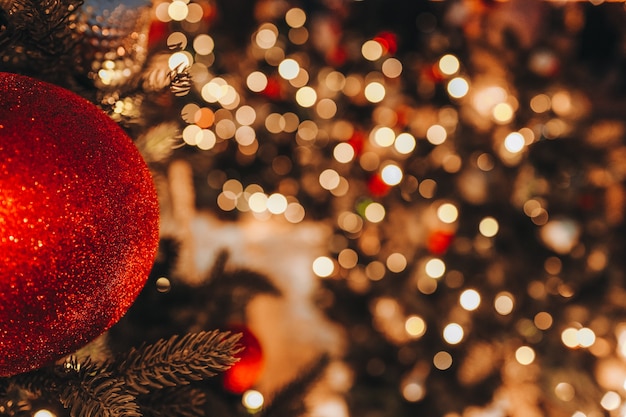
xmin=9 ymin=0 xmax=80 ymax=54
xmin=0 ymin=331 xmax=243 ymax=417
xmin=0 ymin=0 xmax=82 ymax=74
xmin=110 ymin=330 xmax=243 ymax=395
xmin=56 ymin=357 xmax=141 ymax=417
xmin=137 ymin=386 xmax=206 ymax=417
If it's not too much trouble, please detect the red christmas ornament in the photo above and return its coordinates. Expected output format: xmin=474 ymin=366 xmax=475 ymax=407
xmin=374 ymin=31 xmax=398 ymax=55
xmin=0 ymin=73 xmax=159 ymax=376
xmin=427 ymin=230 xmax=455 ymax=255
xmin=262 ymin=76 xmax=283 ymax=100
xmin=222 ymin=325 xmax=264 ymax=394
xmin=368 ymin=173 xmax=391 ymax=197
xmin=347 ymin=131 xmax=366 ymax=156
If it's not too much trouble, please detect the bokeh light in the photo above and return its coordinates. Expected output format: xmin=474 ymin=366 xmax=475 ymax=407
xmin=443 ymin=323 xmax=464 ymax=345
xmin=313 ymin=256 xmax=335 ymax=278
xmin=381 ymin=164 xmax=403 ymax=186
xmin=437 ymin=203 xmax=458 ymax=224
xmin=515 ymin=346 xmax=536 ymax=365
xmin=242 ymin=390 xmax=264 ymax=412
xmin=479 ymin=217 xmax=499 ymax=237
xmin=364 ymin=82 xmax=386 ymax=103
xmin=459 ymin=289 xmax=480 ymax=311
xmin=405 ymin=315 xmax=427 ymax=338
xmin=425 ymin=258 xmax=445 ymax=279
xmin=438 ymin=54 xmax=460 ymax=76
xmin=447 ymin=77 xmax=469 ymax=98
xmin=433 ymin=351 xmax=453 ymax=370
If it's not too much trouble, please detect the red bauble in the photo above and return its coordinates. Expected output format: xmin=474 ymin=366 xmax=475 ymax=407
xmin=427 ymin=230 xmax=455 ymax=255
xmin=367 ymin=173 xmax=391 ymax=197
xmin=0 ymin=73 xmax=159 ymax=376
xmin=374 ymin=31 xmax=398 ymax=55
xmin=222 ymin=325 xmax=264 ymax=394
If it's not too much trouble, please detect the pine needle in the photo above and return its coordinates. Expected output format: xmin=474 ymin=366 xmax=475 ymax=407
xmin=110 ymin=330 xmax=243 ymax=395
xmin=57 ymin=357 xmax=141 ymax=417
xmin=137 ymin=386 xmax=206 ymax=417
xmin=0 ymin=0 xmax=82 ymax=72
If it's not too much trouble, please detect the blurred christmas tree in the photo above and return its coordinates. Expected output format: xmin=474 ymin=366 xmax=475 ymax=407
xmin=2 ymin=0 xmax=626 ymax=416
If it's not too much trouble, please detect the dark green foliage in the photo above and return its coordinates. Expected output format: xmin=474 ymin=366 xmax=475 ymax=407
xmin=0 ymin=0 xmax=83 ymax=77
xmin=57 ymin=357 xmax=141 ymax=417
xmin=0 ymin=331 xmax=241 ymax=417
xmin=138 ymin=386 xmax=206 ymax=417
xmin=111 ymin=331 xmax=242 ymax=395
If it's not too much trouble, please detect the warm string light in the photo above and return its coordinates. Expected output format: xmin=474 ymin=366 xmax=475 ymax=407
xmin=242 ymin=390 xmax=264 ymax=413
xmin=33 ymin=410 xmax=56 ymax=417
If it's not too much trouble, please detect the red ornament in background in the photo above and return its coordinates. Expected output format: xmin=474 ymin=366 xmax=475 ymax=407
xmin=0 ymin=73 xmax=160 ymax=376
xmin=374 ymin=31 xmax=398 ymax=55
xmin=222 ymin=325 xmax=264 ymax=394
xmin=348 ymin=131 xmax=366 ymax=156
xmin=262 ymin=76 xmax=283 ymax=100
xmin=367 ymin=174 xmax=391 ymax=198
xmin=427 ymin=230 xmax=455 ymax=255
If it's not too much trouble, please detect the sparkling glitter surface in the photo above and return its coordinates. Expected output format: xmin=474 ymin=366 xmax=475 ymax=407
xmin=0 ymin=72 xmax=160 ymax=376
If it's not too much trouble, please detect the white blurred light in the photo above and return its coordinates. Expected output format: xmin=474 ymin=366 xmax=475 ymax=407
xmin=381 ymin=164 xmax=403 ymax=186
xmin=242 ymin=390 xmax=264 ymax=412
xmin=443 ymin=323 xmax=464 ymax=344
xmin=459 ymin=289 xmax=481 ymax=311
xmin=447 ymin=77 xmax=469 ymax=98
xmin=313 ymin=256 xmax=335 ymax=278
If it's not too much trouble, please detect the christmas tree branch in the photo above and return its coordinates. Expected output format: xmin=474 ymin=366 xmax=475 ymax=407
xmin=110 ymin=330 xmax=243 ymax=395
xmin=9 ymin=0 xmax=80 ymax=53
xmin=0 ymin=331 xmax=242 ymax=417
xmin=0 ymin=0 xmax=83 ymax=73
xmin=57 ymin=357 xmax=140 ymax=417
xmin=137 ymin=386 xmax=206 ymax=417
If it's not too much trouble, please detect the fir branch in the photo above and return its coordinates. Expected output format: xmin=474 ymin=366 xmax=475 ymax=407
xmin=56 ymin=357 xmax=140 ymax=417
xmin=259 ymin=355 xmax=330 ymax=417
xmin=111 ymin=331 xmax=243 ymax=395
xmin=137 ymin=386 xmax=206 ymax=417
xmin=1 ymin=0 xmax=82 ymax=61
